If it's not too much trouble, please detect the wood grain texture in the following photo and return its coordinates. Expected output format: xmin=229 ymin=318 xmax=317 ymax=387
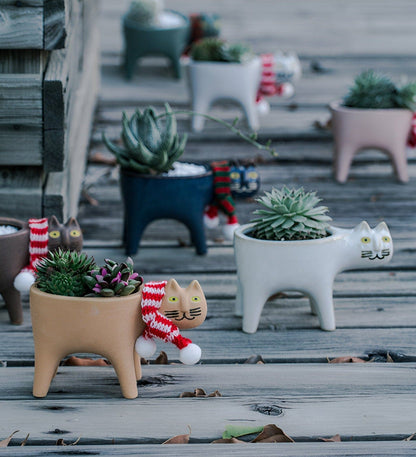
xmin=43 ymin=0 xmax=66 ymax=50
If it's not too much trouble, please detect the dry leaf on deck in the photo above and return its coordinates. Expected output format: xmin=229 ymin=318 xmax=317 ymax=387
xmin=386 ymin=352 xmax=395 ymax=363
xmin=252 ymin=424 xmax=294 ymax=443
xmin=0 ymin=430 xmax=19 ymax=447
xmin=328 ymin=356 xmax=366 ymax=363
xmin=319 ymin=434 xmax=341 ymax=442
xmin=155 ymin=351 xmax=169 ymax=364
xmin=180 ymin=388 xmax=222 ymax=398
xmin=404 ymin=433 xmax=415 ymax=441
xmin=244 ymin=355 xmax=265 ymax=364
xmin=56 ymin=437 xmax=81 ymax=446
xmin=212 ymin=437 xmax=246 ymax=444
xmin=162 ymin=425 xmax=191 ymax=444
xmin=89 ymin=152 xmax=117 ymax=166
xmin=63 ymin=356 xmax=109 ymax=366
xmin=20 ymin=434 xmax=30 ymax=446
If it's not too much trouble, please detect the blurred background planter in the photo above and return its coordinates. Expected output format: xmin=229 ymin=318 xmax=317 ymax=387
xmin=123 ymin=10 xmax=190 ymax=79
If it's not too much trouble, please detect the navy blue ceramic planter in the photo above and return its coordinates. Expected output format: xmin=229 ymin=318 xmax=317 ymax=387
xmin=123 ymin=11 xmax=190 ymax=80
xmin=120 ymin=166 xmax=214 ymax=255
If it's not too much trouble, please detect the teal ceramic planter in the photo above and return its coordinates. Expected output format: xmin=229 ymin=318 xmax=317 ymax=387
xmin=123 ymin=10 xmax=190 ymax=79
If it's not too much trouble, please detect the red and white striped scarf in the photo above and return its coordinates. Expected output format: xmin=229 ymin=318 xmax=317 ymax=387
xmin=22 ymin=218 xmax=49 ymax=273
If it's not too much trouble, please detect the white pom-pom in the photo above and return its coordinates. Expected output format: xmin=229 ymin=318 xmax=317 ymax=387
xmin=256 ymin=98 xmax=270 ymax=116
xmin=179 ymin=343 xmax=201 ymax=365
xmin=204 ymin=213 xmax=219 ymax=229
xmin=135 ymin=336 xmax=156 ymax=358
xmin=14 ymin=271 xmax=35 ymax=293
xmin=280 ymin=82 xmax=295 ymax=98
xmin=223 ymin=222 xmax=240 ymax=241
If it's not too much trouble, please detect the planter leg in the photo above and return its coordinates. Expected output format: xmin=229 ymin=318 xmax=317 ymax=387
xmin=111 ymin=351 xmax=138 ymax=399
xmin=243 ymin=100 xmax=260 ymax=131
xmin=33 ymin=350 xmax=62 ymax=397
xmin=1 ymin=287 xmax=23 ymax=325
xmin=124 ymin=219 xmax=148 ymax=256
xmin=334 ymin=146 xmax=355 ymax=183
xmin=309 ymin=286 xmax=336 ymax=331
xmin=167 ymin=53 xmax=182 ymax=79
xmin=390 ymin=149 xmax=409 ymax=183
xmin=134 ymin=350 xmax=142 ymax=381
xmin=186 ymin=219 xmax=207 ymax=255
xmin=235 ymin=279 xmax=243 ymax=317
xmin=309 ymin=296 xmax=318 ymax=316
xmin=191 ymin=99 xmax=210 ymax=132
xmin=242 ymin=287 xmax=268 ymax=334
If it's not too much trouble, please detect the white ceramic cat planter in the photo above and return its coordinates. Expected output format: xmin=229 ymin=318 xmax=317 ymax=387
xmin=234 ymin=221 xmax=393 ymax=333
xmin=188 ymin=56 xmax=262 ymax=132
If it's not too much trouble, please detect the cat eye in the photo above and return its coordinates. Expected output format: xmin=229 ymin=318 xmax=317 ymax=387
xmin=248 ymin=171 xmax=258 ymax=178
xmin=70 ymin=230 xmax=81 ymax=237
xmin=49 ymin=230 xmax=60 ymax=239
xmin=230 ymin=172 xmax=240 ymax=179
xmin=382 ymin=236 xmax=390 ymax=242
xmin=168 ymin=296 xmax=178 ymax=303
xmin=361 ymin=236 xmax=371 ymax=244
xmin=191 ymin=296 xmax=201 ymax=302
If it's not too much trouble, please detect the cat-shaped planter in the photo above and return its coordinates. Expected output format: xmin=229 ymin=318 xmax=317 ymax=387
xmin=234 ymin=221 xmax=393 ymax=333
xmin=30 ymin=279 xmax=207 ymax=399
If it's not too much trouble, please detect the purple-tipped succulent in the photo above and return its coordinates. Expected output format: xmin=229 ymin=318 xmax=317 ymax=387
xmin=84 ymin=258 xmax=143 ymax=297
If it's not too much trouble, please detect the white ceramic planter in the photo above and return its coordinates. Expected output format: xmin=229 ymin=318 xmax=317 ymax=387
xmin=188 ymin=57 xmax=262 ymax=132
xmin=330 ymin=101 xmax=413 ymax=183
xmin=234 ymin=221 xmax=393 ymax=333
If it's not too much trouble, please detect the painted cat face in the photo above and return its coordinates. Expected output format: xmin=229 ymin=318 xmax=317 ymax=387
xmin=353 ymin=221 xmax=393 ymax=263
xmin=160 ymin=279 xmax=207 ymax=330
xmin=272 ymin=51 xmax=302 ymax=83
xmin=230 ymin=163 xmax=260 ymax=198
xmin=48 ymin=216 xmax=83 ymax=252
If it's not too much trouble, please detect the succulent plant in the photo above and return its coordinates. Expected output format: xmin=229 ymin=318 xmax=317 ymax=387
xmin=250 ymin=187 xmax=332 ymax=241
xmin=84 ymin=258 xmax=143 ymax=297
xmin=103 ymin=103 xmax=187 ymax=174
xmin=126 ymin=0 xmax=162 ymax=26
xmin=343 ymin=70 xmax=416 ymax=111
xmin=190 ymin=37 xmax=253 ymax=63
xmin=36 ymin=249 xmax=96 ymax=297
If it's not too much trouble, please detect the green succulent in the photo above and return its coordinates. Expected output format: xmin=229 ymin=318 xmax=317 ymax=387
xmin=103 ymin=103 xmax=187 ymax=174
xmin=250 ymin=187 xmax=332 ymax=241
xmin=190 ymin=37 xmax=253 ymax=63
xmin=343 ymin=70 xmax=416 ymax=110
xmin=126 ymin=0 xmax=161 ymax=25
xmin=84 ymin=258 xmax=143 ymax=297
xmin=36 ymin=249 xmax=97 ymax=297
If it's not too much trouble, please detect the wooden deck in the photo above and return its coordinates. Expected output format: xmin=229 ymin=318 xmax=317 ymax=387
xmin=1 ymin=0 xmax=416 ymax=454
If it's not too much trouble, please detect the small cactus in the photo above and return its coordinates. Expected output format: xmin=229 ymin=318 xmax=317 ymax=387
xmin=250 ymin=187 xmax=332 ymax=241
xmin=36 ymin=249 xmax=96 ymax=297
xmin=190 ymin=37 xmax=252 ymax=63
xmin=84 ymin=258 xmax=143 ymax=297
xmin=126 ymin=0 xmax=163 ymax=26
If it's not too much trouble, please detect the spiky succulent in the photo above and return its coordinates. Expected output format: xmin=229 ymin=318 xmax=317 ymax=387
xmin=250 ymin=187 xmax=332 ymax=241
xmin=190 ymin=37 xmax=253 ymax=63
xmin=126 ymin=0 xmax=162 ymax=26
xmin=103 ymin=104 xmax=187 ymax=174
xmin=343 ymin=70 xmax=416 ymax=111
xmin=84 ymin=258 xmax=143 ymax=297
xmin=36 ymin=249 xmax=97 ymax=297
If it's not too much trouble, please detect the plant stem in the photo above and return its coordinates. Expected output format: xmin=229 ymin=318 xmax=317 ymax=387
xmin=156 ymin=110 xmax=277 ymax=156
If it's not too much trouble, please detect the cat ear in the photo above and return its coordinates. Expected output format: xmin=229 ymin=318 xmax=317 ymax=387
xmin=353 ymin=221 xmax=371 ymax=233
xmin=166 ymin=278 xmax=181 ymax=291
xmin=374 ymin=221 xmax=389 ymax=233
xmin=65 ymin=217 xmax=80 ymax=229
xmin=186 ymin=280 xmax=203 ymax=293
xmin=48 ymin=215 xmax=61 ymax=228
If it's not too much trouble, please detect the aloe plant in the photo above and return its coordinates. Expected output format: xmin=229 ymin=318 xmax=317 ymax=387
xmin=250 ymin=187 xmax=332 ymax=241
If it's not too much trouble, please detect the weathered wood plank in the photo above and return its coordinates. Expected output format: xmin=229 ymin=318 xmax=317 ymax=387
xmin=43 ymin=0 xmax=66 ymax=50
xmin=0 ymin=125 xmax=42 ymax=166
xmin=0 ymin=0 xmax=43 ymax=49
xmin=0 ymin=442 xmax=415 ymax=457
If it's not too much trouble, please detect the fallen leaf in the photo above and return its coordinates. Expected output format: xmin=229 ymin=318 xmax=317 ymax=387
xmin=328 ymin=356 xmax=366 ymax=363
xmin=404 ymin=432 xmax=415 ymax=441
xmin=252 ymin=424 xmax=294 ymax=443
xmin=162 ymin=425 xmax=191 ymax=444
xmin=320 ymin=434 xmax=341 ymax=442
xmin=212 ymin=437 xmax=246 ymax=444
xmin=20 ymin=434 xmax=30 ymax=446
xmin=56 ymin=437 xmax=81 ymax=446
xmin=81 ymin=189 xmax=99 ymax=206
xmin=386 ymin=352 xmax=395 ymax=363
xmin=207 ymin=390 xmax=222 ymax=397
xmin=0 ymin=430 xmax=19 ymax=447
xmin=222 ymin=425 xmax=264 ymax=439
xmin=180 ymin=388 xmax=222 ymax=398
xmin=63 ymin=356 xmax=109 ymax=367
xmin=155 ymin=351 xmax=168 ymax=364
xmin=194 ymin=388 xmax=206 ymax=396
xmin=140 ymin=357 xmax=149 ymax=365
xmin=244 ymin=355 xmax=265 ymax=364
xmin=88 ymin=151 xmax=117 ymax=166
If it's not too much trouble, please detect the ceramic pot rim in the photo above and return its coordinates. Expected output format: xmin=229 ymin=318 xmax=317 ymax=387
xmin=235 ymin=223 xmax=344 ymax=245
xmin=121 ymin=163 xmax=213 ymax=180
xmin=30 ymin=285 xmax=142 ymax=304
xmin=123 ymin=9 xmax=189 ymax=31
xmin=188 ymin=55 xmax=260 ymax=68
xmin=0 ymin=217 xmax=28 ymax=238
xmin=329 ymin=100 xmax=412 ymax=114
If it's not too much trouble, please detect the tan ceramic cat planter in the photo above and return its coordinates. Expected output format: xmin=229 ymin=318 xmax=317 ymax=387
xmin=234 ymin=221 xmax=393 ymax=333
xmin=30 ymin=279 xmax=207 ymax=399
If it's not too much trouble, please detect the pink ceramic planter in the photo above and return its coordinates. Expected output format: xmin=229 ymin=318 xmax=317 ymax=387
xmin=330 ymin=101 xmax=413 ymax=183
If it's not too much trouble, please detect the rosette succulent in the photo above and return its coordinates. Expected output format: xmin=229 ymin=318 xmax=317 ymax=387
xmin=84 ymin=258 xmax=143 ymax=297
xmin=190 ymin=37 xmax=253 ymax=63
xmin=36 ymin=249 xmax=97 ymax=297
xmin=250 ymin=186 xmax=332 ymax=241
xmin=103 ymin=103 xmax=187 ymax=174
xmin=126 ymin=0 xmax=163 ymax=26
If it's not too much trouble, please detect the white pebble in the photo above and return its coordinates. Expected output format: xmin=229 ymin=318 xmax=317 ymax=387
xmin=164 ymin=162 xmax=207 ymax=177
xmin=0 ymin=225 xmax=19 ymax=235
